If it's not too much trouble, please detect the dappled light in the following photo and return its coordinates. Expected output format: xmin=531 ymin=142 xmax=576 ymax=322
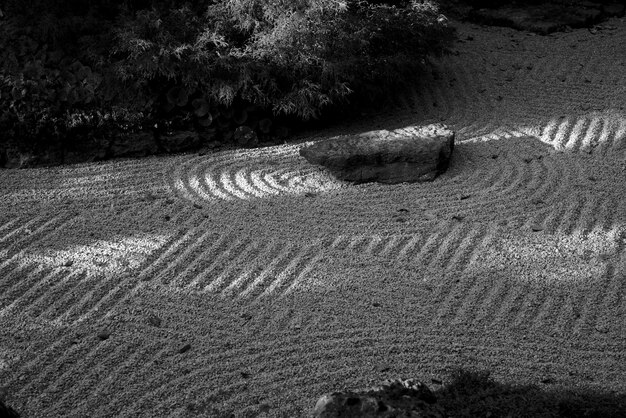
xmin=1 ymin=3 xmax=626 ymax=417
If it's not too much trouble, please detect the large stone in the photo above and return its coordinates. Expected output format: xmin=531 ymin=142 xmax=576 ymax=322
xmin=299 ymin=124 xmax=454 ymax=184
xmin=311 ymin=378 xmax=444 ymax=418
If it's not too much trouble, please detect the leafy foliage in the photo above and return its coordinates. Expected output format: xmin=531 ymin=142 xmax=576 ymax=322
xmin=0 ymin=0 xmax=455 ymax=165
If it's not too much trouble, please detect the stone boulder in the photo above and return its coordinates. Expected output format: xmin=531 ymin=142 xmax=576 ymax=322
xmin=311 ymin=378 xmax=444 ymax=418
xmin=299 ymin=124 xmax=454 ymax=184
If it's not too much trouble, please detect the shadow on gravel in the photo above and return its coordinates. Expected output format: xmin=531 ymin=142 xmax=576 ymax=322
xmin=435 ymin=368 xmax=626 ymax=418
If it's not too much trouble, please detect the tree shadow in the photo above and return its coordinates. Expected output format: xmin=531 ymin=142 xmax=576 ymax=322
xmin=435 ymin=368 xmax=626 ymax=417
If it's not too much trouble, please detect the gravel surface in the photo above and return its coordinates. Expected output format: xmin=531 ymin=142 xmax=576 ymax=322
xmin=0 ymin=18 xmax=625 ymax=418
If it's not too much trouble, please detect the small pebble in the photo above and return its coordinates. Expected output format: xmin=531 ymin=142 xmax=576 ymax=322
xmin=178 ymin=344 xmax=192 ymax=354
xmin=147 ymin=316 xmax=162 ymax=327
xmin=97 ymin=331 xmax=111 ymax=341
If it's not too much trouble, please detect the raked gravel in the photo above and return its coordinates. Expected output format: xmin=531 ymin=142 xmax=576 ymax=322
xmin=1 ymin=18 xmax=626 ymax=418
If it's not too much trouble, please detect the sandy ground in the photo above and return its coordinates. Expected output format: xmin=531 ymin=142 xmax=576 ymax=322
xmin=1 ymin=17 xmax=625 ymax=418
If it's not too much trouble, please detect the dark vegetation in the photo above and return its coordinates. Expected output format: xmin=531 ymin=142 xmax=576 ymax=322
xmin=435 ymin=368 xmax=626 ymax=417
xmin=0 ymin=0 xmax=456 ymax=167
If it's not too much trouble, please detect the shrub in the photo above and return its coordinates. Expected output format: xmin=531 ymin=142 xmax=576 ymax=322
xmin=0 ymin=0 xmax=455 ymax=166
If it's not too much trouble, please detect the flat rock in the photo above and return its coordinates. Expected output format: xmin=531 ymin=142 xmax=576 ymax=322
xmin=299 ymin=124 xmax=454 ymax=184
xmin=311 ymin=378 xmax=444 ymax=418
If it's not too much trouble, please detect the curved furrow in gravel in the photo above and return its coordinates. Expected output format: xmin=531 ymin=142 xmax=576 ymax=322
xmin=35 ymin=326 xmax=620 ymax=418
xmin=166 ymin=135 xmax=590 ymax=242
xmin=0 ymin=158 xmax=172 ymax=213
xmin=167 ymin=145 xmax=345 ymax=205
xmin=539 ymin=112 xmax=626 ymax=154
xmin=2 ymin=19 xmax=626 ymax=418
xmin=396 ymin=52 xmax=500 ymax=139
xmin=0 ymin=204 xmax=185 ymax=325
xmin=465 ymin=227 xmax=620 ymax=332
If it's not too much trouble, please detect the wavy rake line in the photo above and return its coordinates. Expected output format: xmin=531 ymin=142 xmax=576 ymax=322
xmin=554 ymin=193 xmax=588 ymax=236
xmin=164 ymin=233 xmax=234 ymax=289
xmin=235 ymin=240 xmax=296 ymax=298
xmin=169 ymin=145 xmax=341 ymax=205
xmin=203 ymin=239 xmax=264 ymax=293
xmin=0 ymin=263 xmax=49 ymax=314
xmin=393 ymin=232 xmax=427 ymax=263
xmin=487 ymin=280 xmax=534 ymax=330
xmin=523 ymin=231 xmax=623 ymax=335
xmin=511 ymin=286 xmax=550 ymax=331
xmin=84 ymin=345 xmax=173 ymax=418
xmin=10 ymin=334 xmax=85 ymax=400
xmin=0 ymin=214 xmax=71 ymax=255
xmin=438 ymin=137 xmax=561 ymax=223
xmin=32 ymin=210 xmax=177 ymax=323
xmin=531 ymin=149 xmax=587 ymax=212
xmin=1 ymin=267 xmax=82 ymax=319
xmin=154 ymin=227 xmax=222 ymax=287
xmin=231 ymin=239 xmax=327 ymax=299
xmin=524 ymin=199 xmax=572 ymax=234
xmin=30 ymin=338 xmax=125 ymax=414
xmin=552 ymin=285 xmax=590 ymax=335
xmin=427 ymin=222 xmax=474 ymax=270
xmin=68 ymin=342 xmax=165 ymax=417
xmin=0 ymin=217 xmax=20 ymax=242
xmin=174 ymin=236 xmax=250 ymax=292
xmin=0 ymin=214 xmax=86 ymax=306
xmin=542 ymin=113 xmax=625 ymax=156
xmin=261 ymin=243 xmax=324 ymax=298
xmin=596 ymin=116 xmax=626 ymax=158
xmin=444 ymin=225 xmax=491 ymax=274
xmin=112 ymin=328 xmax=626 ymax=417
xmin=45 ymin=343 xmax=136 ymax=416
xmin=565 ymin=117 xmax=591 ymax=152
xmin=83 ymin=209 xmax=205 ymax=323
xmin=432 ymin=224 xmax=499 ymax=326
xmin=432 ymin=53 xmax=496 ymax=135
xmin=589 ymin=232 xmax=626 ymax=334
xmin=570 ymin=195 xmax=608 ymax=238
